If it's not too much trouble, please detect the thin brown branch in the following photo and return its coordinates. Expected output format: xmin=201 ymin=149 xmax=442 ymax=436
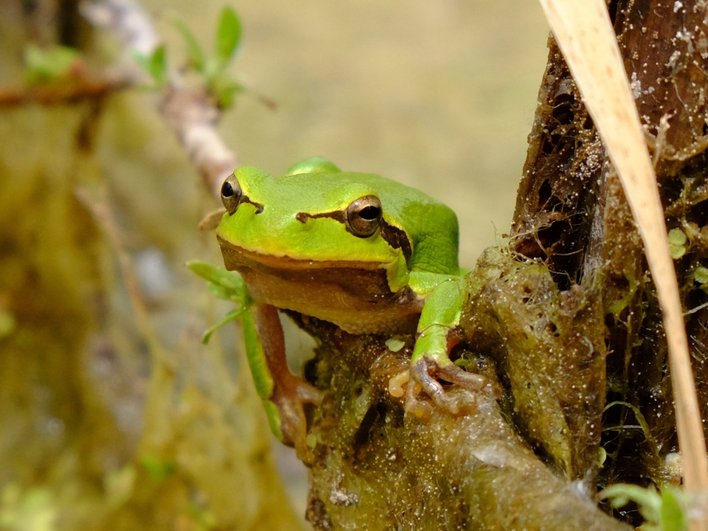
xmin=0 ymin=78 xmax=127 ymax=106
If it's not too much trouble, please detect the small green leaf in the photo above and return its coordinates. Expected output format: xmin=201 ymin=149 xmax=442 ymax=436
xmin=201 ymin=308 xmax=244 ymax=344
xmin=206 ymin=282 xmax=248 ymax=304
xmin=694 ymin=266 xmax=708 ymax=285
xmin=134 ymin=45 xmax=168 ymax=87
xmin=187 ymin=260 xmax=248 ymax=308
xmin=148 ymin=45 xmax=168 ymax=85
xmin=597 ymin=447 xmax=606 ymax=467
xmin=24 ymin=44 xmax=81 ymax=84
xmin=659 ymin=488 xmax=686 ymax=531
xmin=215 ymin=7 xmax=242 ymax=63
xmin=385 ymin=338 xmax=406 ymax=353
xmin=669 ymin=244 xmax=686 ymax=260
xmin=601 ymin=484 xmax=691 ymax=531
xmin=668 ymin=229 xmax=687 ymax=259
xmin=188 ymin=261 xmax=250 ymax=343
xmin=601 ymin=483 xmax=661 ymax=519
xmin=668 ymin=228 xmax=687 ymax=246
xmin=173 ymin=18 xmax=206 ymax=72
xmin=206 ymin=282 xmax=233 ymax=301
xmin=187 ymin=261 xmax=244 ymax=294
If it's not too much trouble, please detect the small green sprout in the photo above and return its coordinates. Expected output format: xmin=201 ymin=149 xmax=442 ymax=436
xmin=23 ymin=44 xmax=81 ymax=85
xmin=186 ymin=260 xmax=248 ymax=343
xmin=134 ymin=7 xmax=245 ymax=108
xmin=668 ymin=228 xmax=688 ymax=259
xmin=694 ymin=266 xmax=708 ymax=295
xmin=173 ymin=6 xmax=244 ymax=108
xmin=134 ymin=45 xmax=168 ymax=88
xmin=601 ymin=484 xmax=688 ymax=531
xmin=214 ymin=6 xmax=242 ymax=66
xmin=385 ymin=338 xmax=406 ymax=353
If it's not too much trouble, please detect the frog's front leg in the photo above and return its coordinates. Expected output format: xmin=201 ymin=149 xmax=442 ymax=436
xmin=242 ymin=303 xmax=322 ymax=458
xmin=392 ymin=276 xmax=490 ymax=417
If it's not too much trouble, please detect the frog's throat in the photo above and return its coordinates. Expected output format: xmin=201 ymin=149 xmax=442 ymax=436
xmin=216 ymin=236 xmax=422 ymax=334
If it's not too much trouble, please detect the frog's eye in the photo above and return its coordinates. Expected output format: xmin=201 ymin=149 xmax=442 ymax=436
xmin=345 ymin=195 xmax=382 ymax=237
xmin=220 ymin=175 xmax=242 ymax=215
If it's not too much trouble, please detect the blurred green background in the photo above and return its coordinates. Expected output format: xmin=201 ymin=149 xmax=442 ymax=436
xmin=0 ymin=1 xmax=548 ymax=528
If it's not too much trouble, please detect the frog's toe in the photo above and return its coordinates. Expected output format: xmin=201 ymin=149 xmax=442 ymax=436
xmin=274 ymin=380 xmax=323 ymax=461
xmin=404 ymin=358 xmax=486 ymax=416
xmin=404 ymin=379 xmax=435 ymax=419
xmin=295 ymin=380 xmax=324 ymax=405
xmin=436 ymin=362 xmax=491 ymax=393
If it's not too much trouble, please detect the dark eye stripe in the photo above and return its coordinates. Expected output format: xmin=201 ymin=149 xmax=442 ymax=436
xmin=294 ymin=196 xmax=412 ymax=259
xmin=380 ymin=220 xmax=412 ymax=261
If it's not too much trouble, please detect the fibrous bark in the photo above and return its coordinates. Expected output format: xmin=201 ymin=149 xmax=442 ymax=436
xmin=511 ymin=0 xmax=708 ymax=493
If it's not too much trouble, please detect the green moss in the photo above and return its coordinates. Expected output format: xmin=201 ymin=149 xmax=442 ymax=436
xmin=462 ymin=248 xmax=606 ymax=478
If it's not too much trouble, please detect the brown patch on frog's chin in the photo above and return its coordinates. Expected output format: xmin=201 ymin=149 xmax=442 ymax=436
xmin=216 ymin=236 xmax=422 ymax=334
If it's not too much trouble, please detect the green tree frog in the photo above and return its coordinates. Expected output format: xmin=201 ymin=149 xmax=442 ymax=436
xmin=215 ymin=157 xmax=485 ymax=456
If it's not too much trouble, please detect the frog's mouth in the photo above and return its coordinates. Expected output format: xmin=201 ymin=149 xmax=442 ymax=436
xmin=217 ymin=235 xmax=388 ymax=290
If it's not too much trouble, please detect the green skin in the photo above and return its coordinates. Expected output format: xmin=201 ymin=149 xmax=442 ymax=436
xmin=216 ymin=157 xmax=485 ymax=456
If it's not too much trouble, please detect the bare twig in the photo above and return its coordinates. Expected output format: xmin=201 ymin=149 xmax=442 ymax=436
xmin=538 ymin=0 xmax=708 ymax=500
xmin=81 ymin=0 xmax=158 ymax=65
xmin=0 ymin=78 xmax=127 ymax=106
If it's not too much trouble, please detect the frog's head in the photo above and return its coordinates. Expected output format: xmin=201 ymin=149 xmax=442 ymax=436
xmin=214 ymin=159 xmax=412 ymax=293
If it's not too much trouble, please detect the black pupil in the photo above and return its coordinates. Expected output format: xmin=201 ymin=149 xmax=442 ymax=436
xmin=359 ymin=205 xmax=380 ymax=220
xmin=221 ymin=181 xmax=235 ymax=197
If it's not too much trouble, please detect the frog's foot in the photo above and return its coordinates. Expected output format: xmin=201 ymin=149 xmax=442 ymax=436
xmin=399 ymin=357 xmax=490 ymax=418
xmin=272 ymin=376 xmax=323 ymax=459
